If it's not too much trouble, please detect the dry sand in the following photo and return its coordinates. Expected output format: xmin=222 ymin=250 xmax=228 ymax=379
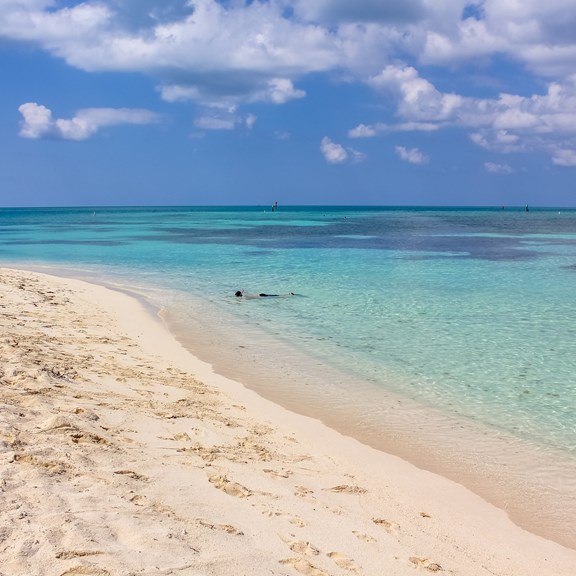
xmin=1 ymin=267 xmax=575 ymax=576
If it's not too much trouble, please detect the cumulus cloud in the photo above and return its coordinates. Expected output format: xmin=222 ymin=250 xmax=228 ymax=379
xmin=320 ymin=137 xmax=348 ymax=164
xmin=263 ymin=79 xmax=306 ymax=104
xmin=361 ymin=64 xmax=576 ymax=162
xmin=1 ymin=0 xmax=334 ymax=109
xmin=415 ymin=0 xmax=576 ymax=78
xmin=552 ymin=149 xmax=576 ymax=166
xmin=160 ymin=77 xmax=306 ymax=108
xmin=3 ymin=1 xmax=576 ymax=97
xmin=368 ymin=65 xmax=464 ymax=123
xmin=348 ymin=124 xmax=379 ymax=138
xmin=395 ymin=145 xmax=429 ymax=164
xmin=18 ymin=102 xmax=53 ymax=139
xmin=470 ymin=129 xmax=524 ymax=153
xmin=319 ymin=137 xmax=367 ymax=164
xmin=4 ymin=0 xmax=576 ymax=160
xmin=18 ymin=102 xmax=159 ymax=140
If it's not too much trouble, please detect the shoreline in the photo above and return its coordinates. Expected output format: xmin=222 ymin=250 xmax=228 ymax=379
xmin=161 ymin=289 xmax=576 ymax=551
xmin=1 ymin=266 xmax=575 ymax=575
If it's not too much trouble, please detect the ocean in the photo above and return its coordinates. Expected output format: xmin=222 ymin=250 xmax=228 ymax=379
xmin=1 ymin=205 xmax=575 ymax=546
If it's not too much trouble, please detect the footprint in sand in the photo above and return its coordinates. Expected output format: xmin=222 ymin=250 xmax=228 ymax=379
xmin=409 ymin=557 xmax=443 ymax=572
xmin=113 ymin=470 xmax=149 ymax=482
xmin=255 ymin=502 xmax=285 ymax=518
xmin=325 ymin=484 xmax=367 ymax=494
xmin=279 ymin=558 xmax=328 ymax=576
xmin=282 ymin=538 xmax=320 ymax=556
xmin=263 ymin=468 xmax=292 ymax=479
xmin=353 ymin=531 xmax=376 ymax=544
xmin=55 ymin=551 xmax=103 ymax=560
xmin=127 ymin=493 xmax=146 ymax=506
xmin=70 ymin=430 xmax=109 ymax=445
xmin=288 ymin=516 xmax=307 ymax=528
xmin=208 ymin=474 xmax=252 ymax=498
xmin=13 ymin=453 xmax=70 ymax=475
xmin=198 ymin=519 xmax=244 ymax=536
xmin=39 ymin=416 xmax=109 ymax=445
xmin=58 ymin=567 xmax=110 ymax=576
xmin=327 ymin=551 xmax=361 ymax=573
xmin=294 ymin=485 xmax=314 ymax=498
xmin=372 ymin=517 xmax=400 ymax=534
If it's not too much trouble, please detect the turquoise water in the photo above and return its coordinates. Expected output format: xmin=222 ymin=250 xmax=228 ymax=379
xmin=2 ymin=205 xmax=576 ymax=542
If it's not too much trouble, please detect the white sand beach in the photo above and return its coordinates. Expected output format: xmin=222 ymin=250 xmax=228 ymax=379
xmin=1 ymin=267 xmax=575 ymax=576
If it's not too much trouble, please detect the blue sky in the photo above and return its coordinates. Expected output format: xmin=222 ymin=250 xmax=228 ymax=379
xmin=1 ymin=0 xmax=576 ymax=207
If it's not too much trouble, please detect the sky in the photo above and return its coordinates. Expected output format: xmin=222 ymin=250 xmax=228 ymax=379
xmin=1 ymin=0 xmax=576 ymax=207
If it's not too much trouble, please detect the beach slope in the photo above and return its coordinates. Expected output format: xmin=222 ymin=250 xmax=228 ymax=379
xmin=0 ymin=267 xmax=574 ymax=575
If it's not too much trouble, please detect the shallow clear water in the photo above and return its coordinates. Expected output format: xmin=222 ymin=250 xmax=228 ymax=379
xmin=2 ymin=206 xmax=575 ymax=449
xmin=2 ymin=205 xmax=576 ymax=543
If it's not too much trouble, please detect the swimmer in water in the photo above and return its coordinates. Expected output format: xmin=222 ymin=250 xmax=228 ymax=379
xmin=235 ymin=290 xmax=295 ymax=298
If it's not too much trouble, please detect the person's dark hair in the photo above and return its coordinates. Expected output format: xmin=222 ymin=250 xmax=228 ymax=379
xmin=235 ymin=291 xmax=243 ymax=297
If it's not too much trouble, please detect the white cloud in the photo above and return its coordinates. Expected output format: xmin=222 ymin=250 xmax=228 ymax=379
xmin=18 ymin=102 xmax=53 ymax=139
xmin=348 ymin=123 xmax=379 ymax=138
xmin=160 ymin=85 xmax=202 ymax=103
xmin=470 ymin=130 xmax=524 ymax=153
xmin=470 ymin=132 xmax=489 ymax=149
xmin=484 ymin=161 xmax=514 ymax=174
xmin=18 ymin=102 xmax=159 ymax=140
xmin=493 ymin=108 xmax=539 ymax=131
xmin=1 ymin=0 xmax=336 ymax=109
xmin=363 ymin=64 xmax=576 ymax=163
xmin=349 ymin=121 xmax=438 ymax=137
xmin=420 ymin=15 xmax=505 ymax=65
xmin=552 ymin=149 xmax=576 ymax=167
xmin=262 ymin=79 xmax=306 ymax=104
xmin=161 ymin=77 xmax=306 ymax=107
xmin=414 ymin=0 xmax=576 ymax=78
xmin=5 ymin=0 xmax=576 ymax=158
xmin=395 ymin=145 xmax=428 ymax=164
xmin=369 ymin=65 xmax=464 ymax=123
xmin=245 ymin=113 xmax=257 ymax=129
xmin=320 ymin=137 xmax=348 ymax=164
xmin=193 ymin=109 xmax=257 ymax=131
xmin=319 ymin=136 xmax=367 ymax=164
xmin=3 ymin=0 xmax=576 ymax=95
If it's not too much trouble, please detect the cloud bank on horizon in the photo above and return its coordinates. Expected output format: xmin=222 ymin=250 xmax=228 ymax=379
xmin=4 ymin=0 xmax=576 ymax=169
